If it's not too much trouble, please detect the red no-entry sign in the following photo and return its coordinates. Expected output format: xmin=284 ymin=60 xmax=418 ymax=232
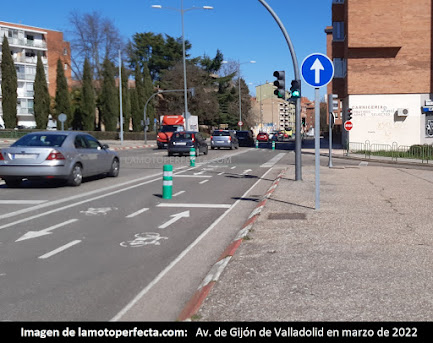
xmin=344 ymin=121 xmax=353 ymax=131
xmin=238 ymin=121 xmax=243 ymax=127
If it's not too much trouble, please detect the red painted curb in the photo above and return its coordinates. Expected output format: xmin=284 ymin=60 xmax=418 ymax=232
xmin=177 ymin=282 xmax=216 ymax=321
xmin=178 ymin=168 xmax=287 ymax=321
xmin=217 ymin=239 xmax=243 ymax=261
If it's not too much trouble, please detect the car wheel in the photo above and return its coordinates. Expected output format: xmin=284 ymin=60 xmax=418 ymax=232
xmin=168 ymin=151 xmax=173 ymax=156
xmin=230 ymin=144 xmax=234 ymax=150
xmin=211 ymin=147 xmax=215 ymax=150
xmin=67 ymin=163 xmax=83 ymax=187
xmin=204 ymin=146 xmax=208 ymax=155
xmin=4 ymin=178 xmax=21 ymax=188
xmin=108 ymin=158 xmax=120 ymax=177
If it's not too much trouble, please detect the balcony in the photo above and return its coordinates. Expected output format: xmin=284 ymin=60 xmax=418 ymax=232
xmin=13 ymin=55 xmax=47 ymax=65
xmin=3 ymin=37 xmax=47 ymax=50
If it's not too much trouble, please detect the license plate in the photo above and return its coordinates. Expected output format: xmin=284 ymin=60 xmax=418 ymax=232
xmin=13 ymin=154 xmax=38 ymax=159
xmin=176 ymin=142 xmax=187 ymax=145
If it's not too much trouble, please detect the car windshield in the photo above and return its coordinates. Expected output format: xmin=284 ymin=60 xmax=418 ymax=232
xmin=161 ymin=125 xmax=181 ymax=133
xmin=12 ymin=134 xmax=67 ymax=147
xmin=172 ymin=133 xmax=193 ymax=140
xmin=212 ymin=131 xmax=230 ymax=136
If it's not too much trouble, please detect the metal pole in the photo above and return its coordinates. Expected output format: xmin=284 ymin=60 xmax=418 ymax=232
xmin=119 ymin=50 xmax=124 ymax=144
xmin=327 ymin=93 xmax=334 ymax=167
xmin=238 ymin=64 xmax=242 ymax=130
xmin=181 ymin=0 xmax=189 ymax=131
xmin=258 ymin=0 xmax=301 ymax=180
xmin=314 ymin=88 xmax=320 ymax=210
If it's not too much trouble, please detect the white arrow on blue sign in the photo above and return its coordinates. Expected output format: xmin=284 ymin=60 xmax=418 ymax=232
xmin=301 ymin=53 xmax=334 ymax=88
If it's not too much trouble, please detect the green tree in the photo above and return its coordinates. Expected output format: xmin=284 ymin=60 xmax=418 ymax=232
xmin=128 ymin=32 xmax=191 ymax=81
xmin=120 ymin=64 xmax=131 ymax=132
xmin=33 ymin=52 xmax=50 ymax=129
xmin=81 ymin=58 xmax=95 ymax=130
xmin=1 ymin=35 xmax=18 ymax=128
xmin=55 ymin=58 xmax=71 ymax=128
xmin=99 ymin=58 xmax=118 ymax=131
xmin=142 ymin=63 xmax=155 ymax=126
xmin=130 ymin=88 xmax=141 ymax=132
xmin=70 ymin=87 xmax=83 ymax=130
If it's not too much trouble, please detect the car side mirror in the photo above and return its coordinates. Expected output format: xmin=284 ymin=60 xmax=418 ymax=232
xmin=101 ymin=144 xmax=109 ymax=149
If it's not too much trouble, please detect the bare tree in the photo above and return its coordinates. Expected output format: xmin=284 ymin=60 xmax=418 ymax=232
xmin=219 ymin=59 xmax=239 ymax=78
xmin=67 ymin=11 xmax=124 ymax=81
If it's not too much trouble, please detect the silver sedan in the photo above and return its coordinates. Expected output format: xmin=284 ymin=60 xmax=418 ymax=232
xmin=0 ymin=131 xmax=119 ymax=187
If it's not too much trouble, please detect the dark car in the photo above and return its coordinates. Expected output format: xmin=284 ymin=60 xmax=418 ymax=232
xmin=235 ymin=130 xmax=255 ymax=147
xmin=167 ymin=131 xmax=208 ymax=156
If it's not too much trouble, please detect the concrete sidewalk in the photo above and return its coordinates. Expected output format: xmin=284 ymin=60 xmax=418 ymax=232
xmin=193 ymin=159 xmax=433 ymax=321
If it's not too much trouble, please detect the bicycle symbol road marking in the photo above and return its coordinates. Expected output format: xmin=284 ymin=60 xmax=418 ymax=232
xmin=120 ymin=232 xmax=168 ymax=247
xmin=80 ymin=207 xmax=118 ymax=216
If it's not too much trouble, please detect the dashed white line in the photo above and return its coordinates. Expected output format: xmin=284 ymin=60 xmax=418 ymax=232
xmin=173 ymin=191 xmax=185 ymax=197
xmin=230 ymin=166 xmax=236 ymax=170
xmin=38 ymin=240 xmax=81 ymax=259
xmin=126 ymin=208 xmax=149 ymax=218
xmin=199 ymin=180 xmax=209 ymax=185
xmin=359 ymin=161 xmax=369 ymax=166
xmin=217 ymin=172 xmax=224 ymax=176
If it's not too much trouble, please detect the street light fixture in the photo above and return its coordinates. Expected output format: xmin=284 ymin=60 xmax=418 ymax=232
xmin=152 ymin=1 xmax=213 ymax=131
xmin=222 ymin=60 xmax=256 ymax=130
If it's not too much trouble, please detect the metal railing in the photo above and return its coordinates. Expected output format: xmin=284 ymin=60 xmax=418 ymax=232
xmin=345 ymin=140 xmax=433 ymax=164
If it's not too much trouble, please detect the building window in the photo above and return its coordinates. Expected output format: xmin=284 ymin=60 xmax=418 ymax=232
xmin=332 ymin=21 xmax=345 ymax=41
xmin=64 ymin=64 xmax=68 ymax=70
xmin=333 ymin=58 xmax=347 ymax=78
xmin=63 ymin=48 xmax=68 ymax=56
xmin=332 ymin=0 xmax=344 ymax=3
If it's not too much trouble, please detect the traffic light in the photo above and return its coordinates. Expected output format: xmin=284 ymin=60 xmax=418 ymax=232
xmin=347 ymin=108 xmax=353 ymax=121
xmin=273 ymin=71 xmax=285 ymax=99
xmin=290 ymin=79 xmax=301 ymax=98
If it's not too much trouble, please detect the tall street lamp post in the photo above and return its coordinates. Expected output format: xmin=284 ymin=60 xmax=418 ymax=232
xmin=152 ymin=1 xmax=213 ymax=131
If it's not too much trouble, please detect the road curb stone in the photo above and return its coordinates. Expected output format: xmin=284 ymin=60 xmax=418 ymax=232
xmin=177 ymin=168 xmax=287 ymax=321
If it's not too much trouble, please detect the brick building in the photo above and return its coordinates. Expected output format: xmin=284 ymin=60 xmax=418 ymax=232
xmin=0 ymin=21 xmax=71 ymax=128
xmin=327 ymin=0 xmax=433 ymax=146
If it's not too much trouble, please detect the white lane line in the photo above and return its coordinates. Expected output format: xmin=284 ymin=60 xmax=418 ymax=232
xmin=111 ymin=166 xmax=274 ymax=321
xmin=175 ymin=175 xmax=211 ymax=178
xmin=260 ymin=153 xmax=286 ymax=168
xmin=0 ymin=200 xmax=47 ymax=205
xmin=157 ymin=203 xmax=231 ymax=209
xmin=242 ymin=169 xmax=252 ymax=175
xmin=217 ymin=172 xmax=224 ymax=176
xmin=230 ymin=166 xmax=236 ymax=169
xmin=16 ymin=219 xmax=79 ymax=242
xmin=359 ymin=161 xmax=368 ymax=166
xmin=126 ymin=208 xmax=149 ymax=218
xmin=173 ymin=191 xmax=185 ymax=197
xmin=38 ymin=240 xmax=81 ymax=259
xmin=199 ymin=180 xmax=209 ymax=185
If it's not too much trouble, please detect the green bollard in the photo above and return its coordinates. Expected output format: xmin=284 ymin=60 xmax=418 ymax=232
xmin=162 ymin=164 xmax=173 ymax=199
xmin=190 ymin=147 xmax=196 ymax=167
xmin=255 ymin=140 xmax=259 ymax=149
xmin=272 ymin=140 xmax=275 ymax=150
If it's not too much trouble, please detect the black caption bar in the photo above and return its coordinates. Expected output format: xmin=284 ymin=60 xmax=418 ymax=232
xmin=3 ymin=322 xmax=432 ymax=342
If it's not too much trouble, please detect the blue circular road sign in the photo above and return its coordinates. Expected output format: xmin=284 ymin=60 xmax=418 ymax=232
xmin=301 ymin=53 xmax=334 ymax=88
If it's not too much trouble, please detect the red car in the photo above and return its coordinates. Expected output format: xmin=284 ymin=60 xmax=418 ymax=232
xmin=256 ymin=132 xmax=269 ymax=142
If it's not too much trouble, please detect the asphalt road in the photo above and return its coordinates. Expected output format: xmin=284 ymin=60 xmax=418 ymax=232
xmin=0 ymin=144 xmax=292 ymax=321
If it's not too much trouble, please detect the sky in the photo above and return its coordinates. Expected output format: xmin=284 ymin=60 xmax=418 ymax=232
xmin=1 ymin=0 xmax=333 ymax=101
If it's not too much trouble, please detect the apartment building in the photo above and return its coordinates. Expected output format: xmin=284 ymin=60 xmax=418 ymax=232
xmin=328 ymin=0 xmax=433 ymax=146
xmin=0 ymin=21 xmax=71 ymax=128
xmin=254 ymin=82 xmax=296 ymax=132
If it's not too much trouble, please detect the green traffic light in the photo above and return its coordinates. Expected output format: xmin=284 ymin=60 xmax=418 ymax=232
xmin=292 ymin=90 xmax=300 ymax=97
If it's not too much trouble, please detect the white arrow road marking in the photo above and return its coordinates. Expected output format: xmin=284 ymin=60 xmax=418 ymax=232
xmin=311 ymin=58 xmax=324 ymax=84
xmin=38 ymin=240 xmax=81 ymax=259
xmin=126 ymin=208 xmax=149 ymax=218
xmin=242 ymin=169 xmax=252 ymax=175
xmin=199 ymin=180 xmax=209 ymax=185
xmin=193 ymin=171 xmax=205 ymax=175
xmin=158 ymin=211 xmax=190 ymax=229
xmin=173 ymin=191 xmax=185 ymax=197
xmin=157 ymin=203 xmax=231 ymax=209
xmin=0 ymin=200 xmax=47 ymax=205
xmin=16 ymin=219 xmax=78 ymax=242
